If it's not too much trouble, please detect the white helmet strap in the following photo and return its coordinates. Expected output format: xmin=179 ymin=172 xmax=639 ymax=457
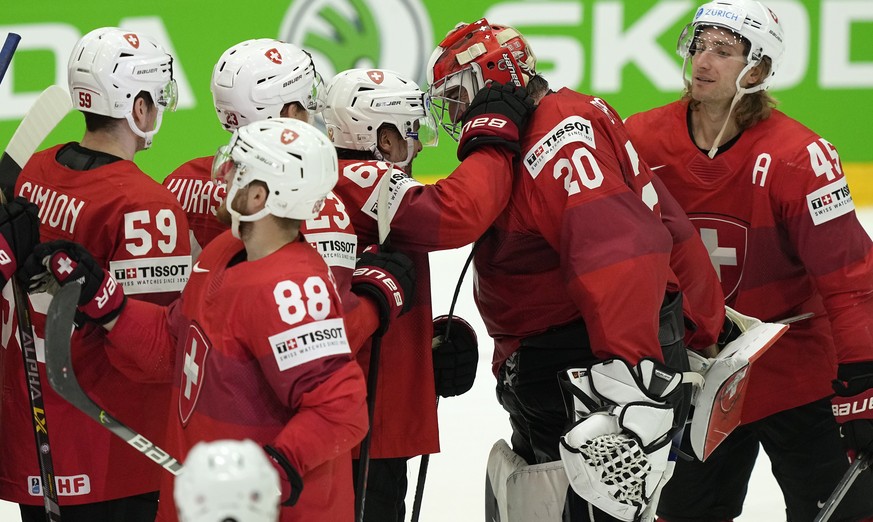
xmin=124 ymin=107 xmax=165 ymax=150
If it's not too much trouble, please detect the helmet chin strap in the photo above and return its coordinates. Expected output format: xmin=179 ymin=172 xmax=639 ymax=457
xmin=225 ymin=182 xmax=271 ymax=238
xmin=373 ymin=137 xmax=416 ymax=170
xmin=125 ymin=109 xmax=165 ymax=150
xmin=706 ymin=60 xmax=762 ymax=159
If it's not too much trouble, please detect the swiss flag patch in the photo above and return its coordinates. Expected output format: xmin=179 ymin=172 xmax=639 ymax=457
xmin=178 ymin=324 xmax=211 ymax=426
xmin=123 ymin=34 xmax=140 ymax=49
xmin=367 ymin=70 xmax=384 ymax=84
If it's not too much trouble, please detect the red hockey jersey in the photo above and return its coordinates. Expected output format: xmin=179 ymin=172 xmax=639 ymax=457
xmin=625 ymin=101 xmax=873 ymax=422
xmin=0 ymin=144 xmax=191 ymax=504
xmin=476 ymin=88 xmax=678 ymax=373
xmin=106 ymin=231 xmax=368 ymax=522
xmin=163 ymin=156 xmax=226 ymax=257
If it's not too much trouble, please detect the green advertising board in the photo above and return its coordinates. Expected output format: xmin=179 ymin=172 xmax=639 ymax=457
xmin=2 ymin=0 xmax=872 ymax=196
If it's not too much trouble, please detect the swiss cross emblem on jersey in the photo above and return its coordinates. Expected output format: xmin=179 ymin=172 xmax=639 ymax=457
xmin=367 ymin=70 xmax=384 ymax=84
xmin=123 ymin=34 xmax=140 ymax=49
xmin=179 ymin=323 xmax=211 ymax=426
xmin=689 ymin=215 xmax=748 ymax=301
xmin=265 ymin=48 xmax=282 ymax=65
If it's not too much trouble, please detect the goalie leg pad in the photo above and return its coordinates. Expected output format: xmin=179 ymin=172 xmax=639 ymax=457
xmin=486 ymin=439 xmax=569 ymax=522
xmin=559 ymin=359 xmax=686 ymax=522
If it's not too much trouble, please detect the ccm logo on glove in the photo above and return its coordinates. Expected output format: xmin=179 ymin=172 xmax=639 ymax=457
xmin=352 ymin=266 xmax=403 ymax=307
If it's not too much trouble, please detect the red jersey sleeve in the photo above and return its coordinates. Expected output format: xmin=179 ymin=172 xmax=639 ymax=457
xmin=105 ymin=298 xmax=184 ymax=382
xmin=771 ymin=137 xmax=873 ymax=364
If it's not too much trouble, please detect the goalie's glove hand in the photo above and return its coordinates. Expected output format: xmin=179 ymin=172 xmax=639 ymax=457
xmin=20 ymin=240 xmax=126 ymax=326
xmin=832 ymin=361 xmax=873 ymax=456
xmin=352 ymin=245 xmax=415 ymax=336
xmin=0 ymin=197 xmax=40 ymax=287
xmin=263 ymin=445 xmax=304 ymax=507
xmin=432 ymin=314 xmax=478 ymax=398
xmin=457 ymin=81 xmax=536 ymax=162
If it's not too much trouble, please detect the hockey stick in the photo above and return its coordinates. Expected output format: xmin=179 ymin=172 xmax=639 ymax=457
xmin=0 ymin=84 xmax=71 ymax=198
xmin=44 ymin=281 xmax=183 ymax=476
xmin=410 ymin=245 xmax=477 ymax=522
xmin=1 ymin=84 xmax=72 ymax=521
xmin=814 ymin=452 xmax=871 ymax=522
xmin=355 ymin=165 xmax=394 ymax=522
xmin=0 ymin=32 xmax=21 ymax=84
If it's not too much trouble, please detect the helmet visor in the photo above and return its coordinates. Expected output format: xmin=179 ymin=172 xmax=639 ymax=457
xmin=211 ymin=144 xmax=237 ymax=185
xmin=408 ymin=95 xmax=439 ymax=147
xmin=157 ymin=79 xmax=179 ymax=112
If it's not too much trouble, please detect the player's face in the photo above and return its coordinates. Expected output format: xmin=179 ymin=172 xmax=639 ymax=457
xmin=445 ymin=85 xmax=471 ymax=124
xmin=689 ymin=27 xmax=749 ymax=105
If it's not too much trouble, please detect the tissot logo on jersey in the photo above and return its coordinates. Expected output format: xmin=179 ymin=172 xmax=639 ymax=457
xmin=268 ymin=318 xmax=350 ymax=372
xmin=524 ymin=116 xmax=596 ymax=178
xmin=807 ymin=177 xmax=854 ymax=226
xmin=110 ymin=255 xmax=191 ymax=295
xmin=304 ymin=231 xmax=357 ymax=270
xmin=359 ymin=163 xmax=421 ymax=225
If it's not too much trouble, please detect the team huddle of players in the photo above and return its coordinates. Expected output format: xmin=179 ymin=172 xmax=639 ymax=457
xmin=1 ymin=0 xmax=873 ymax=521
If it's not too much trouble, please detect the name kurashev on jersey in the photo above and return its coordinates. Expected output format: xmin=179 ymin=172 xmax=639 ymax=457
xmin=524 ymin=116 xmax=596 ymax=178
xmin=110 ymin=255 xmax=191 ymax=294
xmin=268 ymin=318 xmax=351 ymax=372
xmin=18 ymin=181 xmax=85 ymax=234
xmin=164 ymin=177 xmax=225 ymax=217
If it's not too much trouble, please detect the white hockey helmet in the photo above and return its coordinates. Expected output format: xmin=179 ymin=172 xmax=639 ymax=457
xmin=320 ymin=68 xmax=438 ymax=167
xmin=68 ymin=27 xmax=177 ymax=148
xmin=677 ymin=0 xmax=784 ymax=92
xmin=211 ymin=39 xmax=321 ymax=132
xmin=212 ymin=118 xmax=338 ymax=236
xmin=174 ymin=439 xmax=280 ymax=522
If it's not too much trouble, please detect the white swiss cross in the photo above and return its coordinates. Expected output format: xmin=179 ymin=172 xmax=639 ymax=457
xmin=368 ymin=70 xmax=383 ymax=84
xmin=183 ymin=339 xmax=200 ymax=399
xmin=56 ymin=256 xmax=74 ymax=275
xmin=700 ymin=228 xmax=737 ymax=281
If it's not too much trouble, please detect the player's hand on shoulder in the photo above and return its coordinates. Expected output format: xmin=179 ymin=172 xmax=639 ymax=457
xmin=351 ymin=245 xmax=415 ymax=336
xmin=20 ymin=240 xmax=126 ymax=326
xmin=0 ymin=196 xmax=40 ymax=287
xmin=457 ymin=81 xmax=536 ymax=161
xmin=832 ymin=361 xmax=873 ymax=457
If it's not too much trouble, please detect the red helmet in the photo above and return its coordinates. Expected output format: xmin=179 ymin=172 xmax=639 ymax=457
xmin=426 ymin=19 xmax=536 ymax=140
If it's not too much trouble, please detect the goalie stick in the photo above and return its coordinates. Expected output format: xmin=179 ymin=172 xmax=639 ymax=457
xmin=44 ymin=281 xmax=183 ymax=476
xmin=1 ymin=83 xmax=71 ymax=521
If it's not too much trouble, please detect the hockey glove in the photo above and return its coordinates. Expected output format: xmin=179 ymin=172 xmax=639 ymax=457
xmin=263 ymin=445 xmax=304 ymax=507
xmin=432 ymin=314 xmax=478 ymax=398
xmin=832 ymin=361 xmax=873 ymax=457
xmin=716 ymin=306 xmax=763 ymax=350
xmin=0 ymin=197 xmax=40 ymax=287
xmin=457 ymin=81 xmax=536 ymax=162
xmin=352 ymin=245 xmax=415 ymax=336
xmin=20 ymin=240 xmax=126 ymax=326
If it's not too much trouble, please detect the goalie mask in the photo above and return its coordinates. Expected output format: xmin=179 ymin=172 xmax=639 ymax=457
xmin=174 ymin=439 xmax=280 ymax=522
xmin=320 ymin=68 xmax=438 ymax=169
xmin=68 ymin=27 xmax=178 ymax=148
xmin=426 ymin=19 xmax=536 ymax=140
xmin=211 ymin=38 xmax=322 ymax=132
xmin=212 ymin=118 xmax=338 ymax=237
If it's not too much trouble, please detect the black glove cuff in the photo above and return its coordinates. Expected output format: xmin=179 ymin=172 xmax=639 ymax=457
xmin=263 ymin=445 xmax=304 ymax=507
xmin=351 ymin=284 xmax=391 ymax=335
xmin=458 ymin=136 xmax=521 ymax=162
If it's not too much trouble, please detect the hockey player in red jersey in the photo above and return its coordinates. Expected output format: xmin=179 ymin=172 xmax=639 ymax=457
xmin=624 ymin=1 xmax=873 ymax=520
xmin=0 ymin=27 xmax=188 ymax=522
xmin=25 ymin=118 xmax=377 ymax=521
xmin=427 ymin=19 xmax=727 ymax=521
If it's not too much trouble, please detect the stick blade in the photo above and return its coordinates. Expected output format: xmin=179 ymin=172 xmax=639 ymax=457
xmin=44 ymin=282 xmax=83 ymax=399
xmin=0 ymin=85 xmax=72 ymax=195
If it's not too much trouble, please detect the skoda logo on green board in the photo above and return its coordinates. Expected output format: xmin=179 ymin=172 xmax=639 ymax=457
xmin=279 ymin=0 xmax=433 ymax=86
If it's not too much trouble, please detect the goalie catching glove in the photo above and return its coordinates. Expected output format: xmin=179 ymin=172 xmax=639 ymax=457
xmin=558 ymin=358 xmax=687 ymax=522
xmin=20 ymin=240 xmax=126 ymax=326
xmin=457 ymin=81 xmax=536 ymax=161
